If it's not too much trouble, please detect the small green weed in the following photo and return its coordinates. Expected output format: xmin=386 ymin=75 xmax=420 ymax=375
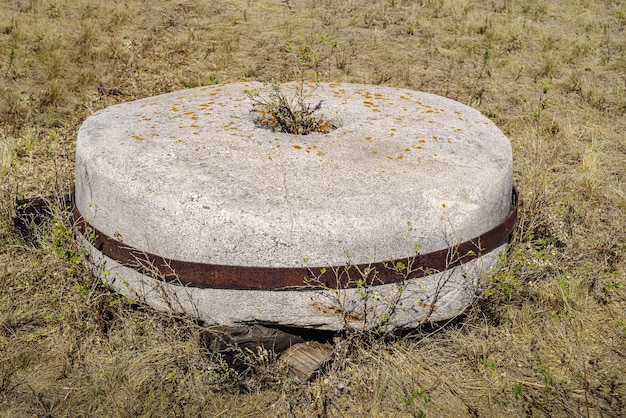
xmin=397 ymin=387 xmax=431 ymax=417
xmin=486 ymin=250 xmax=523 ymax=301
xmin=49 ymin=220 xmax=82 ymax=276
xmin=286 ymin=33 xmax=339 ymax=80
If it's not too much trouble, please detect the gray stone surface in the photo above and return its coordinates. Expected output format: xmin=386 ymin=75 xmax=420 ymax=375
xmin=74 ymin=82 xmax=513 ymax=330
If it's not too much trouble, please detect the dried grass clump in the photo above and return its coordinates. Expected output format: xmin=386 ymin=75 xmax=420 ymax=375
xmin=248 ymin=82 xmax=336 ymax=135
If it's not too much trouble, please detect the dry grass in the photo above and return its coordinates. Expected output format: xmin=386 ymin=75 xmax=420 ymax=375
xmin=1 ymin=0 xmax=625 ymax=416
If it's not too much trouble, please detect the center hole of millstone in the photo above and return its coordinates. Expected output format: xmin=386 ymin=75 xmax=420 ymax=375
xmin=247 ymin=83 xmax=338 ymax=135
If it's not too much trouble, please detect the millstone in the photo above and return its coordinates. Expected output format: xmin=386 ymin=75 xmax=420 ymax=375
xmin=74 ymin=81 xmax=514 ymax=331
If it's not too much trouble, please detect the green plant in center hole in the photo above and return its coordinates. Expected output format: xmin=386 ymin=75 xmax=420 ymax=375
xmin=246 ymin=81 xmax=336 ymax=135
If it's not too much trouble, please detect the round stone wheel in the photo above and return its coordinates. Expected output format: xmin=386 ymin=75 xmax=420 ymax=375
xmin=74 ymin=82 xmax=514 ymax=331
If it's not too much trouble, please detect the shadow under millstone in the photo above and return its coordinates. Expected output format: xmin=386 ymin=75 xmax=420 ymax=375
xmin=13 ymin=193 xmax=73 ymax=244
xmin=200 ymin=325 xmax=334 ymax=381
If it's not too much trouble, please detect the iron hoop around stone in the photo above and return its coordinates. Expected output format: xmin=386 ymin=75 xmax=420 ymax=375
xmin=72 ymin=188 xmax=517 ymax=291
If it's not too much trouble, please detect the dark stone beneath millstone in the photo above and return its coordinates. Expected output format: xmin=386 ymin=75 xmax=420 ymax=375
xmin=200 ymin=325 xmax=307 ymax=370
xmin=200 ymin=325 xmax=334 ymax=380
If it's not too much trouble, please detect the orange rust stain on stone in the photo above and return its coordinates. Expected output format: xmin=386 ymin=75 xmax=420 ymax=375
xmin=293 ymin=145 xmax=302 ymax=150
xmin=309 ymin=302 xmax=362 ymax=322
xmin=132 ymin=135 xmax=144 ymax=141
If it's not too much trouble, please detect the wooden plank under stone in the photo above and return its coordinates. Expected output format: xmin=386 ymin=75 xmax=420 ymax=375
xmin=279 ymin=341 xmax=333 ymax=381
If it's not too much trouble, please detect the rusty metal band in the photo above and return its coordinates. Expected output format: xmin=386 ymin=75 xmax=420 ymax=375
xmin=73 ymin=188 xmax=517 ymax=290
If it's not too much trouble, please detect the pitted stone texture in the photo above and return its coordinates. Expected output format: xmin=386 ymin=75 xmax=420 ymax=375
xmin=75 ymin=82 xmax=513 ymax=330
